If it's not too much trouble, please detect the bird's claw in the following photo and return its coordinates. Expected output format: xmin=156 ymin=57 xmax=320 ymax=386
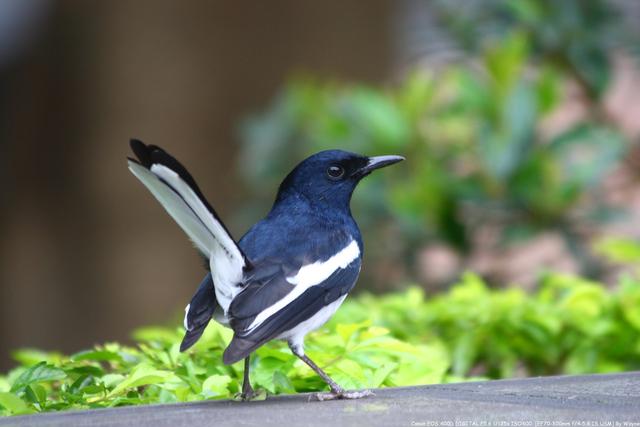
xmin=314 ymin=389 xmax=374 ymax=401
xmin=235 ymin=388 xmax=266 ymax=401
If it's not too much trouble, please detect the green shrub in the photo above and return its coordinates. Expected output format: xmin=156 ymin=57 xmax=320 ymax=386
xmin=238 ymin=35 xmax=627 ymax=283
xmin=2 ymin=271 xmax=640 ymax=416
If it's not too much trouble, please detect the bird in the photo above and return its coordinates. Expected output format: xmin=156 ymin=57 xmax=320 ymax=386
xmin=127 ymin=139 xmax=404 ymax=401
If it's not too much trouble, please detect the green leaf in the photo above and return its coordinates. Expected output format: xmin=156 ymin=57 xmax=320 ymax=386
xmin=397 ymin=71 xmax=436 ymax=121
xmin=201 ymin=375 xmax=232 ymax=398
xmin=567 ymin=44 xmax=610 ymax=99
xmin=132 ymin=327 xmax=180 ymax=347
xmin=369 ymin=363 xmax=397 ymax=388
xmin=10 ymin=362 xmax=66 ymax=392
xmin=0 ymin=377 xmax=9 ymax=393
xmin=71 ymin=349 xmax=122 ymax=362
xmin=485 ymin=32 xmax=528 ymax=91
xmin=65 ymin=365 xmax=105 ymax=377
xmin=479 ymin=82 xmax=537 ymax=180
xmin=335 ymin=321 xmax=369 ymax=346
xmin=549 ymin=124 xmax=624 ymax=188
xmin=101 ymin=373 xmax=125 ymax=389
xmin=23 ymin=384 xmax=47 ymax=406
xmin=108 ymin=364 xmax=176 ymax=397
xmin=0 ymin=392 xmax=33 ymax=415
xmin=535 ymin=67 xmax=560 ymax=113
xmin=253 ymin=358 xmax=294 ymax=393
xmin=619 ymin=277 xmax=640 ymax=331
xmin=451 ymin=333 xmax=477 ymax=377
xmin=12 ymin=349 xmax=63 ymax=367
xmin=334 ymin=358 xmax=365 ymax=383
xmin=595 ymin=238 xmax=640 ymax=264
xmin=350 ymin=88 xmax=410 ymax=148
xmin=69 ymin=374 xmax=94 ymax=394
xmin=272 ymin=370 xmax=295 ymax=394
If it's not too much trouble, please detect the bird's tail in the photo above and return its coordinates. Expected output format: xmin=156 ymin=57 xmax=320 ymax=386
xmin=181 ymin=273 xmax=217 ymax=352
xmin=127 ymin=139 xmax=250 ymax=313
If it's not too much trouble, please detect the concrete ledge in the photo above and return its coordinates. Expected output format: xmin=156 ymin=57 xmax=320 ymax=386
xmin=2 ymin=372 xmax=639 ymax=427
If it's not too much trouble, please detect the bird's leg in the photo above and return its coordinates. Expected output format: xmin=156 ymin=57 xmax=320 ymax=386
xmin=288 ymin=342 xmax=373 ymax=401
xmin=239 ymin=355 xmax=256 ymax=401
xmin=299 ymin=352 xmax=343 ymax=394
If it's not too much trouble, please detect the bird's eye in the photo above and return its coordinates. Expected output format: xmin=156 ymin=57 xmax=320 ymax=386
xmin=326 ymin=165 xmax=345 ymax=180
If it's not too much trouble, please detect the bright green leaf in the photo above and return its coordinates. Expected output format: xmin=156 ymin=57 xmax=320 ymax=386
xmin=0 ymin=392 xmax=33 ymax=415
xmin=10 ymin=362 xmax=66 ymax=392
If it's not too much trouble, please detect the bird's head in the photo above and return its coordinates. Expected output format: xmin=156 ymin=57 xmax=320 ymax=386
xmin=275 ymin=150 xmax=404 ymax=210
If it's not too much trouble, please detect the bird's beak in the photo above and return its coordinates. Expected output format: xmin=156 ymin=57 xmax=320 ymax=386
xmin=355 ymin=155 xmax=405 ymax=177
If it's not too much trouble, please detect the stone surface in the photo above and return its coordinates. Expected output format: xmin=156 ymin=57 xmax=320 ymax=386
xmin=2 ymin=372 xmax=639 ymax=427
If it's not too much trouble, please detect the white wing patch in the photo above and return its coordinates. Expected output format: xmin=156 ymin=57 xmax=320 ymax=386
xmin=183 ymin=304 xmax=191 ymax=330
xmin=286 ymin=239 xmax=360 ymax=286
xmin=245 ymin=240 xmax=359 ymax=332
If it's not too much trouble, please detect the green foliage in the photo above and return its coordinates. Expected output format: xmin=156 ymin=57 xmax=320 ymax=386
xmin=3 ymin=272 xmax=640 ymax=416
xmin=238 ymin=38 xmax=626 ymax=276
xmin=236 ymin=2 xmax=636 ymax=284
xmin=433 ymin=0 xmax=631 ymax=99
xmin=596 ymin=237 xmax=640 ymax=265
xmin=335 ymin=272 xmax=640 ymax=379
xmin=0 ymin=309 xmax=447 ymax=415
xmin=595 ymin=237 xmax=640 ymax=278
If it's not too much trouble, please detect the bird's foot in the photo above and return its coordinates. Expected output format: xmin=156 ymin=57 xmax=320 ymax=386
xmin=314 ymin=389 xmax=374 ymax=401
xmin=234 ymin=387 xmax=266 ymax=402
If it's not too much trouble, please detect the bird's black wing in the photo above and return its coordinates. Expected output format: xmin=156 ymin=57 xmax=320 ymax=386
xmin=180 ymin=273 xmax=217 ymax=352
xmin=223 ymin=256 xmax=360 ymax=364
xmin=227 ymin=262 xmax=295 ymax=329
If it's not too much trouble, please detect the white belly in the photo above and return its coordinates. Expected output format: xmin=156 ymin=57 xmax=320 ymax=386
xmin=278 ymin=295 xmax=347 ymax=354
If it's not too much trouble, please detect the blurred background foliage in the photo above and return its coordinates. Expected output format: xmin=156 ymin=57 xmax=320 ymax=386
xmin=239 ymin=0 xmax=640 ymax=290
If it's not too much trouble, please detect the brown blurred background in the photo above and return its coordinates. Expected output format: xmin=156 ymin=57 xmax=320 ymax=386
xmin=0 ymin=0 xmax=394 ymax=370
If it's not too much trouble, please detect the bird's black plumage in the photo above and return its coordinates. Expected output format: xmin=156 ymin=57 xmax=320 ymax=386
xmin=224 ymin=259 xmax=360 ymax=364
xmin=128 ymin=140 xmax=403 ymax=400
xmin=179 ymin=273 xmax=216 ymax=352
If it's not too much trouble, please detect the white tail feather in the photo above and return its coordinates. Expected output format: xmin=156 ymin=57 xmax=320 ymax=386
xmin=128 ymin=160 xmax=244 ymax=312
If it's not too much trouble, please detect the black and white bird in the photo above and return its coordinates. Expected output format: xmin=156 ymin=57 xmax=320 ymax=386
xmin=127 ymin=140 xmax=403 ymax=400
